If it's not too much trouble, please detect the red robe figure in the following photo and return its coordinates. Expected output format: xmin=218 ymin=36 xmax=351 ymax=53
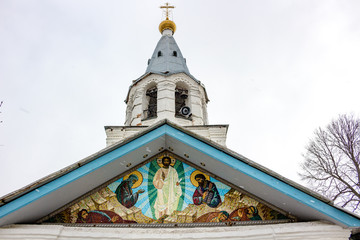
xmin=76 ymin=209 xmax=136 ymax=223
xmin=229 ymin=207 xmax=251 ymax=221
xmin=195 ymin=211 xmax=229 ymax=223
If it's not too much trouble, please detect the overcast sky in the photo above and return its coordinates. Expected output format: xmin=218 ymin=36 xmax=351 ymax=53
xmin=1 ymin=0 xmax=360 ymax=197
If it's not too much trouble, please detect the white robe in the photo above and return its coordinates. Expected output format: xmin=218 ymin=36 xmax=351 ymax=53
xmin=153 ymin=166 xmax=182 ymax=219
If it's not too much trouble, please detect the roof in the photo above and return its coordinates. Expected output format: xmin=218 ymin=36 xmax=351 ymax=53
xmin=1 ymin=119 xmax=360 ymax=227
xmin=134 ymin=34 xmax=198 ymax=84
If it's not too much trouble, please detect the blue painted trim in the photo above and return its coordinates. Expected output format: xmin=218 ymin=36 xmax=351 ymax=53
xmin=0 ymin=126 xmax=167 ymax=219
xmin=164 ymin=125 xmax=360 ymax=227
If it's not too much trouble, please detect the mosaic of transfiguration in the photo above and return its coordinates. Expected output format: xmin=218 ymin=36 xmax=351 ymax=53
xmin=45 ymin=154 xmax=289 ymax=224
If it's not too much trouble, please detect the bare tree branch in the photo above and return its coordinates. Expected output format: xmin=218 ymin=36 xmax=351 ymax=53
xmin=299 ymin=114 xmax=360 ymax=214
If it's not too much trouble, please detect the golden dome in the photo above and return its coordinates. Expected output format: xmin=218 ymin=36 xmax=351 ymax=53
xmin=159 ymin=19 xmax=176 ymax=34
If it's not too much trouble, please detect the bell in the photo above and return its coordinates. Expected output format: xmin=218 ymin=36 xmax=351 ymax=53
xmin=180 ymin=92 xmax=188 ymax=99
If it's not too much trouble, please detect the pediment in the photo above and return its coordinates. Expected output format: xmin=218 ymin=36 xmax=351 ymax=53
xmin=39 ymin=151 xmax=292 ymax=225
xmin=1 ymin=120 xmax=359 ymax=227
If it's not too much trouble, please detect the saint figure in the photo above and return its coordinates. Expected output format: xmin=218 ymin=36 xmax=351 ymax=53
xmin=76 ymin=209 xmax=136 ymax=223
xmin=247 ymin=206 xmax=262 ymax=220
xmin=153 ymin=156 xmax=182 ymax=219
xmin=229 ymin=207 xmax=251 ymax=221
xmin=115 ymin=174 xmax=145 ymax=208
xmin=193 ymin=173 xmax=221 ymax=208
xmin=229 ymin=206 xmax=262 ymax=221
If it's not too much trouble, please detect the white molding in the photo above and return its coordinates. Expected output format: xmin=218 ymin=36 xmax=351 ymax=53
xmin=0 ymin=221 xmax=351 ymax=240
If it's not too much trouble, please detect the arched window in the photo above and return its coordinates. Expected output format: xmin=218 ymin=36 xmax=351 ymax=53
xmin=157 ymin=51 xmax=162 ymax=57
xmin=175 ymin=87 xmax=189 ymax=117
xmin=145 ymin=87 xmax=157 ymax=119
xmin=173 ymin=51 xmax=177 ymax=57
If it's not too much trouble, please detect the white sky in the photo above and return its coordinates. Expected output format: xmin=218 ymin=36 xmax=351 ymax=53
xmin=0 ymin=0 xmax=360 ymax=198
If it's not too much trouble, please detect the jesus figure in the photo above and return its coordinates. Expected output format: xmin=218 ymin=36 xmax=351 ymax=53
xmin=153 ymin=156 xmax=182 ymax=219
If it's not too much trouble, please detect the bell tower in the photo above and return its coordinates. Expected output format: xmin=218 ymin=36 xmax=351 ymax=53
xmin=124 ymin=3 xmax=209 ymax=127
xmin=105 ymin=3 xmax=227 ymax=146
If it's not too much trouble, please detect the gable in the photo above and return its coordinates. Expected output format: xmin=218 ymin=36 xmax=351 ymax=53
xmin=40 ymin=151 xmax=291 ymax=224
xmin=1 ymin=121 xmax=360 ymax=228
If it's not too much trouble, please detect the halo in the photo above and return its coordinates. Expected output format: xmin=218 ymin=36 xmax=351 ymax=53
xmin=123 ymin=170 xmax=143 ymax=188
xmin=156 ymin=155 xmax=176 ymax=168
xmin=190 ymin=170 xmax=210 ymax=187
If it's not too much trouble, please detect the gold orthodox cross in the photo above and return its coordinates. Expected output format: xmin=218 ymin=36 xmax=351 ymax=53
xmin=160 ymin=2 xmax=175 ymax=20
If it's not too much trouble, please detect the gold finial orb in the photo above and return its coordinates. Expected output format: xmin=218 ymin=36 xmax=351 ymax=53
xmin=159 ymin=19 xmax=176 ymax=34
xmin=159 ymin=3 xmax=176 ymax=34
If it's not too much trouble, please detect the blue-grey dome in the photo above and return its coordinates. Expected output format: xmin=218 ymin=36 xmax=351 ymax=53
xmin=134 ymin=34 xmax=198 ymax=84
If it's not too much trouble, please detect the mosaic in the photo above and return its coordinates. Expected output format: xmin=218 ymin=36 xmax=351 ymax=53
xmin=45 ymin=154 xmax=289 ymax=224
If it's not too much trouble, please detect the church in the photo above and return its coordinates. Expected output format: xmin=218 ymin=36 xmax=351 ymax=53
xmin=1 ymin=4 xmax=360 ymax=239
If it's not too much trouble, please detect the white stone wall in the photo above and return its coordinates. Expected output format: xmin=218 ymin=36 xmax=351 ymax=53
xmin=125 ymin=73 xmax=209 ymax=127
xmin=186 ymin=125 xmax=228 ymax=146
xmin=104 ymin=126 xmax=147 ymax=146
xmin=105 ymin=125 xmax=228 ymax=147
xmin=0 ymin=221 xmax=351 ymax=239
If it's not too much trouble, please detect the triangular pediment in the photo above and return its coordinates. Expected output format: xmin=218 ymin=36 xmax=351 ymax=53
xmin=1 ymin=120 xmax=360 ymax=228
xmin=40 ymin=151 xmax=291 ymax=225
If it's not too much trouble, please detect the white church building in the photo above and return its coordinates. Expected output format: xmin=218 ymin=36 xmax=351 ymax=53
xmin=1 ymin=4 xmax=360 ymax=240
